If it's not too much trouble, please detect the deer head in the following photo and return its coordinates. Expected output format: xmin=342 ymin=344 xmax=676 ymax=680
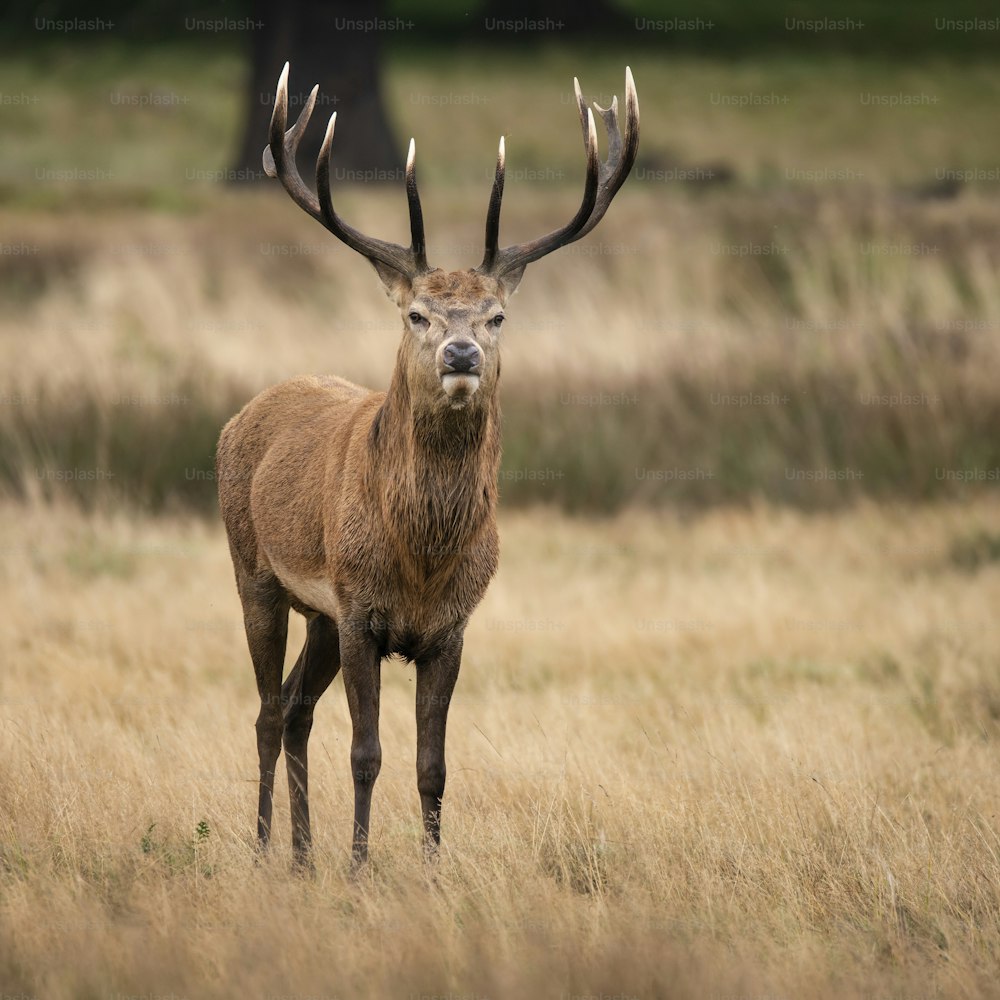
xmin=263 ymin=63 xmax=639 ymax=413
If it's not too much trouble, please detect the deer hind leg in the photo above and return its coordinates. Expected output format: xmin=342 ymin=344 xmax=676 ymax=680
xmin=282 ymin=613 xmax=341 ymax=868
xmin=237 ymin=574 xmax=290 ymax=852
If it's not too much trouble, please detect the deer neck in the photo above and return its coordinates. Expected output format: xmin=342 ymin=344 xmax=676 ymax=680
xmin=371 ymin=356 xmax=500 ymax=548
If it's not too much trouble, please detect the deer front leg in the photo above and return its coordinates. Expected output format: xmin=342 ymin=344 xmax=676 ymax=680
xmin=415 ymin=634 xmax=463 ymax=856
xmin=339 ymin=623 xmax=382 ymax=867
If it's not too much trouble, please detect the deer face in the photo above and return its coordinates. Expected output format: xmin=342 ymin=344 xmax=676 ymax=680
xmin=389 ymin=269 xmax=508 ymax=411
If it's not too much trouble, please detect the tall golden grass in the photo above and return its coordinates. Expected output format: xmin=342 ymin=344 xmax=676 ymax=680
xmin=1 ymin=498 xmax=999 ymax=998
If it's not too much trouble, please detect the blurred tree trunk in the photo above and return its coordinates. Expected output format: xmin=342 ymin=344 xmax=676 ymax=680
xmin=231 ymin=0 xmax=398 ymax=183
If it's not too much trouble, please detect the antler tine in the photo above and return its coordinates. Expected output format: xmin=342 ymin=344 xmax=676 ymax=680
xmin=405 ymin=139 xmax=428 ymax=272
xmin=263 ymin=63 xmax=322 ymax=220
xmin=478 ymin=68 xmax=639 ymax=279
xmin=574 ymin=76 xmax=590 ymax=147
xmin=266 ymin=62 xmax=431 ymax=278
xmin=572 ymin=65 xmax=640 ymax=242
xmin=481 ymin=136 xmax=506 ymax=272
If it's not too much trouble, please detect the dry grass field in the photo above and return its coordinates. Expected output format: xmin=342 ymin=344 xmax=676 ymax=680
xmin=1 ymin=497 xmax=1000 ymax=999
xmin=3 ymin=41 xmax=1000 ymax=1000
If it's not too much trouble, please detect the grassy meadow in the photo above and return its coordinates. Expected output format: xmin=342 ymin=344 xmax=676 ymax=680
xmin=3 ymin=498 xmax=1000 ymax=999
xmin=2 ymin=39 xmax=1000 ymax=1000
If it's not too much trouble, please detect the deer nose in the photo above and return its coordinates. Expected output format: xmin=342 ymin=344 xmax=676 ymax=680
xmin=442 ymin=340 xmax=481 ymax=374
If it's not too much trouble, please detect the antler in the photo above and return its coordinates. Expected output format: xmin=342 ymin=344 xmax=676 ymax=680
xmin=477 ymin=67 xmax=640 ymax=279
xmin=263 ymin=62 xmax=430 ymax=277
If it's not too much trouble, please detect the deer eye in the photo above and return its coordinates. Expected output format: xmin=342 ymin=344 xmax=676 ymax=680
xmin=408 ymin=311 xmax=427 ymax=326
xmin=491 ymin=314 xmax=505 ymax=329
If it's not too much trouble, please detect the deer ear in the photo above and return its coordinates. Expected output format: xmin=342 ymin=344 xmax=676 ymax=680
xmin=495 ymin=265 xmax=525 ymax=302
xmin=370 ymin=260 xmax=412 ymax=303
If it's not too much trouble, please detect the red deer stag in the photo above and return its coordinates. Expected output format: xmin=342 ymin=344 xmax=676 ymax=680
xmin=217 ymin=62 xmax=639 ymax=867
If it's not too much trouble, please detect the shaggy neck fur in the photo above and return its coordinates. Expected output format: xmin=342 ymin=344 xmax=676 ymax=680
xmin=371 ymin=347 xmax=501 ymax=575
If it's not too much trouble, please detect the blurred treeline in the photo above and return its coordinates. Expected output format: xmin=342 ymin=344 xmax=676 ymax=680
xmin=7 ymin=0 xmax=1000 ymax=54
